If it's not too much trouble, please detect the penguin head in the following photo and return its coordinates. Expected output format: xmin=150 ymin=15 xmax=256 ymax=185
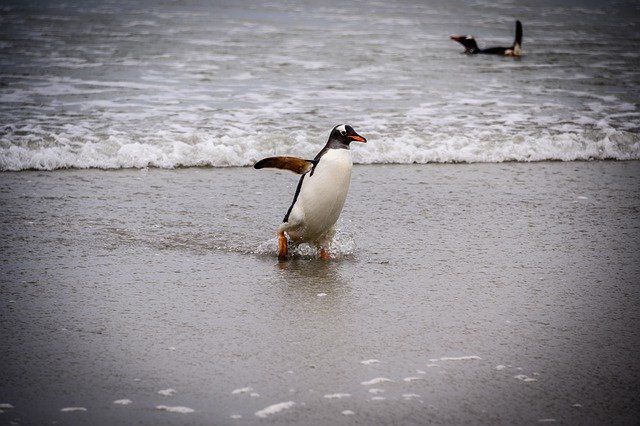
xmin=328 ymin=124 xmax=367 ymax=148
xmin=450 ymin=35 xmax=479 ymax=53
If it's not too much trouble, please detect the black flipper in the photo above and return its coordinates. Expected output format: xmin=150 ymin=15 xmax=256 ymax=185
xmin=503 ymin=20 xmax=523 ymax=56
xmin=254 ymin=156 xmax=315 ymax=174
xmin=514 ymin=20 xmax=523 ymax=48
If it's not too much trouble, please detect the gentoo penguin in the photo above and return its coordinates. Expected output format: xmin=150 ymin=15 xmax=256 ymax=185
xmin=254 ymin=124 xmax=367 ymax=260
xmin=451 ymin=20 xmax=522 ymax=56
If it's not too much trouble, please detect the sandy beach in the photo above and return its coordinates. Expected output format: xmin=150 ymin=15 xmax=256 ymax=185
xmin=0 ymin=161 xmax=639 ymax=425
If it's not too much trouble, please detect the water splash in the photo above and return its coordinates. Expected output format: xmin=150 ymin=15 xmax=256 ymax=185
xmin=255 ymin=231 xmax=356 ymax=259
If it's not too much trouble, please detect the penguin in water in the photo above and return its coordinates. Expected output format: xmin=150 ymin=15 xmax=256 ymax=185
xmin=451 ymin=20 xmax=522 ymax=56
xmin=254 ymin=124 xmax=367 ymax=260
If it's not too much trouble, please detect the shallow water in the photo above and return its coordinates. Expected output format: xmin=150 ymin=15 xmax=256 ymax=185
xmin=1 ymin=0 xmax=639 ymax=423
xmin=1 ymin=0 xmax=639 ymax=170
xmin=1 ymin=162 xmax=639 ymax=424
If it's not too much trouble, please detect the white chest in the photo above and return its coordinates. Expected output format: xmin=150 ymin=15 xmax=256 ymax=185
xmin=310 ymin=149 xmax=352 ymax=189
xmin=295 ymin=149 xmax=353 ymax=233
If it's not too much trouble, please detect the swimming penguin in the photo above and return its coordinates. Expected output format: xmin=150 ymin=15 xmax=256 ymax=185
xmin=254 ymin=124 xmax=367 ymax=260
xmin=451 ymin=20 xmax=522 ymax=56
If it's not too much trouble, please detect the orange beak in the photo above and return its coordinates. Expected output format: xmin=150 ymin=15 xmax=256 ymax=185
xmin=348 ymin=134 xmax=367 ymax=143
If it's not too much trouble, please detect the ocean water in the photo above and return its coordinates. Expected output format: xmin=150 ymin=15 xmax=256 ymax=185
xmin=1 ymin=0 xmax=639 ymax=171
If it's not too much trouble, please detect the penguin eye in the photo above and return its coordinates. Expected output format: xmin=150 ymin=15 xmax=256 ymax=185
xmin=340 ymin=130 xmax=347 ymax=136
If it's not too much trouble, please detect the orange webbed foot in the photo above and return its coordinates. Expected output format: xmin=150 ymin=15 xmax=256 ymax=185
xmin=278 ymin=231 xmax=288 ymax=260
xmin=319 ymin=248 xmax=331 ymax=261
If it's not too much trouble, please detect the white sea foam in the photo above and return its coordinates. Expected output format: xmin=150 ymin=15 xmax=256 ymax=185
xmin=60 ymin=407 xmax=87 ymax=412
xmin=155 ymin=405 xmax=195 ymax=413
xmin=514 ymin=374 xmax=538 ymax=382
xmin=402 ymin=393 xmax=421 ymax=400
xmin=360 ymin=359 xmax=381 ymax=365
xmin=113 ymin=399 xmax=132 ymax=405
xmin=431 ymin=356 xmax=482 ymax=362
xmin=1 ymin=127 xmax=638 ymax=171
xmin=254 ymin=401 xmax=295 ymax=418
xmin=0 ymin=403 xmax=14 ymax=409
xmin=157 ymin=388 xmax=176 ymax=396
xmin=231 ymin=387 xmax=254 ymax=395
xmin=323 ymin=393 xmax=351 ymax=399
xmin=361 ymin=377 xmax=393 ymax=386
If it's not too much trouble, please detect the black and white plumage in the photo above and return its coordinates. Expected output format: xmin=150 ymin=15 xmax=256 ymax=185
xmin=451 ymin=20 xmax=522 ymax=56
xmin=254 ymin=124 xmax=367 ymax=260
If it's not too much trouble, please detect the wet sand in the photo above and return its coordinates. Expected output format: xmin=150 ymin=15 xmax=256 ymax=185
xmin=1 ymin=161 xmax=639 ymax=425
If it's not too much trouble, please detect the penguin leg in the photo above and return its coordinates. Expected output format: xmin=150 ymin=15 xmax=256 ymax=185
xmin=319 ymin=247 xmax=331 ymax=261
xmin=278 ymin=231 xmax=288 ymax=259
xmin=318 ymin=231 xmax=334 ymax=261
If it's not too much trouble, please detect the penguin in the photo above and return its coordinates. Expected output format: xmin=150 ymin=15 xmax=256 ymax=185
xmin=451 ymin=20 xmax=522 ymax=56
xmin=254 ymin=124 xmax=367 ymax=260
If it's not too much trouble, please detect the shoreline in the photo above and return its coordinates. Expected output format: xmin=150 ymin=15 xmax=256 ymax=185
xmin=0 ymin=157 xmax=639 ymax=173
